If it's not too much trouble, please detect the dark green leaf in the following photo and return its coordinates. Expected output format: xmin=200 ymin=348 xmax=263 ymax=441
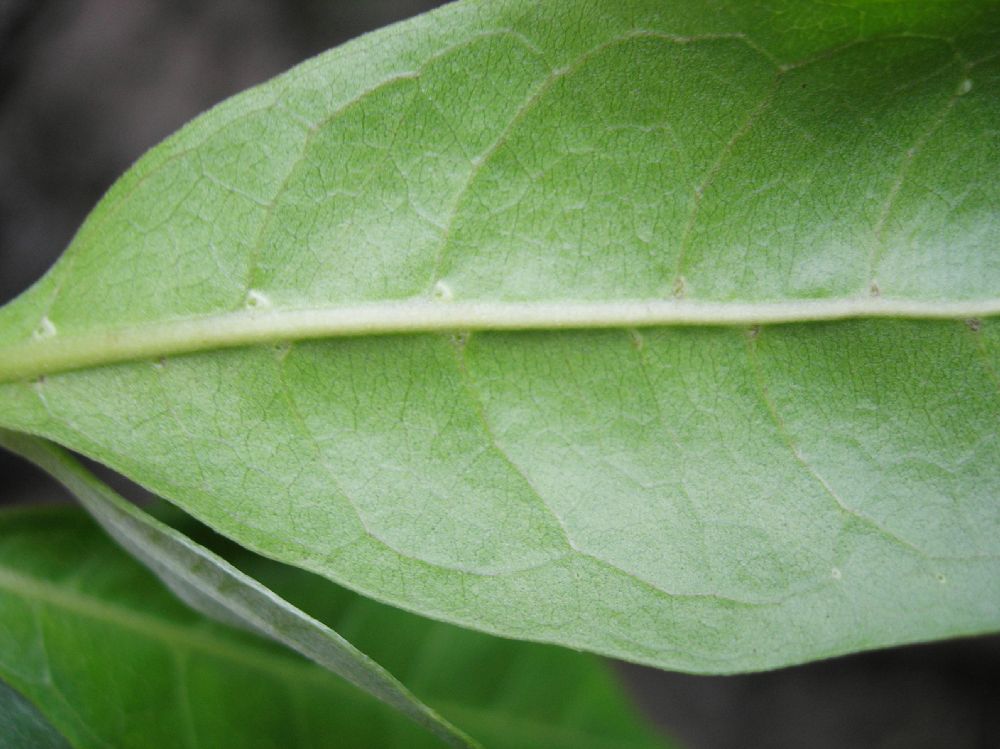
xmin=0 ymin=429 xmax=475 ymax=748
xmin=0 ymin=678 xmax=72 ymax=749
xmin=0 ymin=506 xmax=668 ymax=748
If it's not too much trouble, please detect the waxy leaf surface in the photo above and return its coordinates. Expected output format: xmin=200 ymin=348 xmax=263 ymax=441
xmin=0 ymin=507 xmax=667 ymax=749
xmin=0 ymin=0 xmax=998 ymax=671
xmin=0 ymin=429 xmax=475 ymax=748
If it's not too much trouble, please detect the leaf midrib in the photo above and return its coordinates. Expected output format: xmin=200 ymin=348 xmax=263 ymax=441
xmin=1 ymin=296 xmax=997 ymax=382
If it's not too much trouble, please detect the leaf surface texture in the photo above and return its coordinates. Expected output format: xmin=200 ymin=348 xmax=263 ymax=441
xmin=0 ymin=0 xmax=998 ymax=671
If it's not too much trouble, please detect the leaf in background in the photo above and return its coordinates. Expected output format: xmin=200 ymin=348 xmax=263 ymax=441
xmin=0 ymin=429 xmax=476 ymax=749
xmin=0 ymin=0 xmax=998 ymax=672
xmin=0 ymin=678 xmax=72 ymax=749
xmin=0 ymin=506 xmax=669 ymax=749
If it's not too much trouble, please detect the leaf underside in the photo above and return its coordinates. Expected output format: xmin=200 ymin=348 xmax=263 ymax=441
xmin=0 ymin=0 xmax=998 ymax=672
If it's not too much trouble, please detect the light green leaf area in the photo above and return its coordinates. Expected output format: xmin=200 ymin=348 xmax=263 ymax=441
xmin=0 ymin=0 xmax=998 ymax=672
xmin=0 ymin=678 xmax=72 ymax=749
xmin=0 ymin=430 xmax=476 ymax=749
xmin=0 ymin=506 xmax=667 ymax=749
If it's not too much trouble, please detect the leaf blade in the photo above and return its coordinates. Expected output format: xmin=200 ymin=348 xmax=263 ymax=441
xmin=0 ymin=505 xmax=669 ymax=749
xmin=0 ymin=679 xmax=73 ymax=749
xmin=0 ymin=429 xmax=479 ymax=749
xmin=0 ymin=0 xmax=998 ymax=672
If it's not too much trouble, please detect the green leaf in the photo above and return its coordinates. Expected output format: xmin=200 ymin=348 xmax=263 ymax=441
xmin=0 ymin=679 xmax=72 ymax=749
xmin=0 ymin=0 xmax=998 ymax=672
xmin=0 ymin=506 xmax=668 ymax=749
xmin=0 ymin=429 xmax=476 ymax=749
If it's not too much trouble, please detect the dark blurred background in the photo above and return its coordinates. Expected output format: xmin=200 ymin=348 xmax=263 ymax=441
xmin=1 ymin=3 xmax=998 ymax=747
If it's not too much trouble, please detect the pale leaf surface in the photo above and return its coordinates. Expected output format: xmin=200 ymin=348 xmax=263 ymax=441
xmin=0 ymin=0 xmax=997 ymax=671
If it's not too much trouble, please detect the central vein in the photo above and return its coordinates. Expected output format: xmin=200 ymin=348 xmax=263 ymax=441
xmin=0 ymin=297 xmax=996 ymax=383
